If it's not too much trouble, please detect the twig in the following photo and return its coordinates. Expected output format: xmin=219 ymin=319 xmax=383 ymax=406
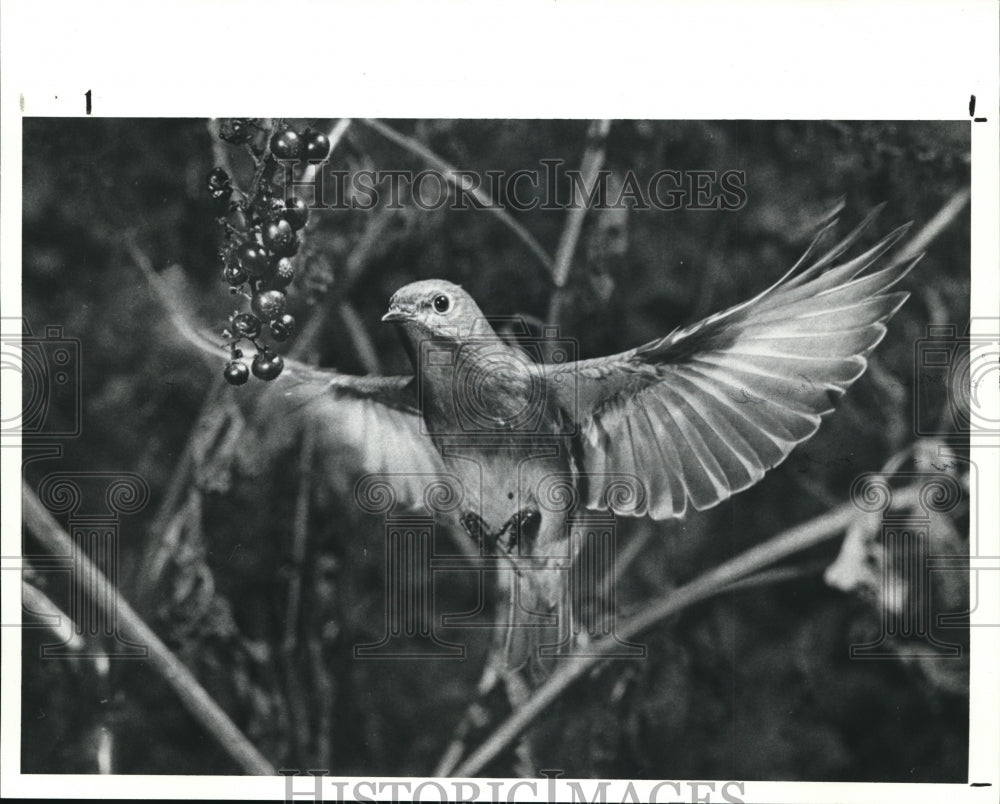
xmin=343 ymin=203 xmax=399 ymax=291
xmin=551 ymin=120 xmax=612 ymax=289
xmin=360 ymin=118 xmax=554 ymax=275
xmin=280 ymin=432 xmax=314 ymax=759
xmin=547 ymin=120 xmax=612 ymax=325
xmin=435 ymin=519 xmax=651 ymax=777
xmin=207 ymin=120 xmax=249 ymax=230
xmin=22 ymin=579 xmax=86 ymax=652
xmin=140 ymin=491 xmax=199 ymax=597
xmin=610 ymin=523 xmax=652 ymax=588
xmin=23 ymin=579 xmax=118 ymax=772
xmin=23 ymin=484 xmax=277 ymax=775
xmin=337 ymin=301 xmax=382 ymax=375
xmin=892 ymin=187 xmax=970 ymax=266
xmin=450 ymin=485 xmax=925 ymax=776
xmin=308 ymin=634 xmax=334 ymax=767
xmin=721 ymin=563 xmax=822 ymax=594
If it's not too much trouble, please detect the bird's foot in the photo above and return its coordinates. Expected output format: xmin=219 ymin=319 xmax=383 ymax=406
xmin=461 ymin=509 xmax=541 ymax=565
xmin=496 ymin=509 xmax=540 ymax=555
xmin=460 ymin=512 xmax=488 ymax=543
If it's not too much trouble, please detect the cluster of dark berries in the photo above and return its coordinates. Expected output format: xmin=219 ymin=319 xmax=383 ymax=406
xmin=207 ymin=119 xmax=332 ymax=385
xmin=269 ymin=127 xmax=332 ymax=164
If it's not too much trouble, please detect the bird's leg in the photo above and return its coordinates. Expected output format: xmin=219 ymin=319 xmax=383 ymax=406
xmin=496 ymin=508 xmax=541 ymax=555
xmin=495 ymin=517 xmax=518 ymax=556
xmin=459 ymin=512 xmax=488 ymax=548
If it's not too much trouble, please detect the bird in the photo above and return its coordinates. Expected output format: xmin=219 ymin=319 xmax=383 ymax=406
xmin=251 ymin=208 xmax=918 ymax=683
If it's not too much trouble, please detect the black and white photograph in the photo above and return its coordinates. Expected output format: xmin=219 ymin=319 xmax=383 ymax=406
xmin=2 ymin=3 xmax=998 ymax=803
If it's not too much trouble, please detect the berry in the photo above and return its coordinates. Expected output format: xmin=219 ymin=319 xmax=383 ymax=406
xmin=271 ymin=258 xmax=295 ymax=287
xmin=211 ymin=191 xmax=232 ymax=214
xmin=262 ymin=218 xmax=298 ymax=256
xmin=224 ymin=361 xmax=250 ymax=386
xmin=283 ymin=196 xmax=309 ymax=230
xmin=258 ymin=195 xmax=286 ymax=222
xmin=223 ymin=264 xmax=248 ymax=286
xmin=269 ymin=314 xmax=296 ymax=341
xmin=252 ymin=350 xmax=284 ymax=381
xmin=281 ymin=195 xmax=309 ymax=232
xmin=237 ymin=241 xmax=273 ymax=278
xmin=219 ymin=118 xmax=255 ymax=145
xmin=207 ymin=168 xmax=233 ymax=211
xmin=270 ymin=128 xmax=302 ymax=160
xmin=251 ymin=289 xmax=287 ymax=320
xmin=232 ymin=312 xmax=262 ymax=338
xmin=207 ymin=167 xmax=231 ymax=194
xmin=302 ymin=129 xmax=331 ymax=163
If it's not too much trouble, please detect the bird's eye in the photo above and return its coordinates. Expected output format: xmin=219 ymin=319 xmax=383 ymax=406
xmin=432 ymin=294 xmax=451 ymax=314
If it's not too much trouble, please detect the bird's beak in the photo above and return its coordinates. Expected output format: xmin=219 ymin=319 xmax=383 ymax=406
xmin=381 ymin=306 xmax=410 ymax=323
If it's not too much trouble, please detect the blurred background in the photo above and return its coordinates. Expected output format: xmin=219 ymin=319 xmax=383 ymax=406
xmin=19 ymin=118 xmax=970 ymax=779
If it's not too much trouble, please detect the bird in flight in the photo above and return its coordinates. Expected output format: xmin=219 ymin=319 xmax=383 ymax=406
xmin=258 ymin=208 xmax=918 ymax=678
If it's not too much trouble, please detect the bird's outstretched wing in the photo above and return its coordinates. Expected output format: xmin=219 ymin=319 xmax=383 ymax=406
xmin=547 ymin=210 xmax=919 ymax=519
xmin=270 ymin=362 xmax=447 ymax=502
xmin=176 ymin=321 xmax=446 ymax=510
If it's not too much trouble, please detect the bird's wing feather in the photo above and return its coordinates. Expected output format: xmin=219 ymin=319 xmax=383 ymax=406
xmin=149 ymin=261 xmax=448 ymax=512
xmin=227 ymin=355 xmax=447 ymax=512
xmin=547 ymin=214 xmax=918 ymax=519
xmin=284 ymin=361 xmax=448 ymax=508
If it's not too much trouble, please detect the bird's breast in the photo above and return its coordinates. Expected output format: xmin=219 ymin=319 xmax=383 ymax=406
xmin=416 ymin=341 xmax=577 ymax=531
xmin=442 ymin=433 xmax=570 ymax=525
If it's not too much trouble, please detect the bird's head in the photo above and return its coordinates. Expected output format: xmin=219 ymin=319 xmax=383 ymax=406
xmin=382 ymin=279 xmax=491 ymax=340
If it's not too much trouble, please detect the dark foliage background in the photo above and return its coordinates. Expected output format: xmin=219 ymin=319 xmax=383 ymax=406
xmin=20 ymin=118 xmax=970 ymax=780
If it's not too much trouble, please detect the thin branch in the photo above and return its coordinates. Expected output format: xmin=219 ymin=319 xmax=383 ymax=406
xmin=308 ymin=633 xmax=335 ymax=767
xmin=22 ymin=484 xmax=277 ymax=775
xmin=337 ymin=301 xmax=382 ymax=375
xmin=360 ymin=118 xmax=554 ymax=275
xmin=140 ymin=491 xmax=199 ymax=596
xmin=721 ymin=563 xmax=822 ymax=594
xmin=206 ymin=119 xmax=249 ymax=230
xmin=892 ymin=187 xmax=970 ymax=266
xmin=451 ymin=485 xmax=924 ymax=776
xmin=23 ymin=579 xmax=118 ymax=772
xmin=434 ymin=519 xmax=652 ymax=777
xmin=552 ymin=120 xmax=612 ymax=290
xmin=547 ymin=119 xmax=612 ymax=325
xmin=280 ymin=433 xmax=314 ymax=761
xmin=21 ymin=579 xmax=86 ymax=652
